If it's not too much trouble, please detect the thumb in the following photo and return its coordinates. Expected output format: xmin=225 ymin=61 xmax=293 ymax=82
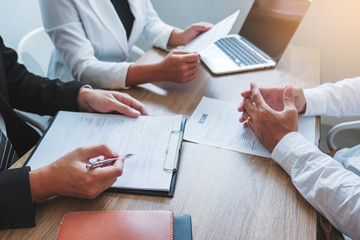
xmin=283 ymin=86 xmax=296 ymax=110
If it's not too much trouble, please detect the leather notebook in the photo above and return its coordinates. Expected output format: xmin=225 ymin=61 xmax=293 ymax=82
xmin=56 ymin=210 xmax=192 ymax=240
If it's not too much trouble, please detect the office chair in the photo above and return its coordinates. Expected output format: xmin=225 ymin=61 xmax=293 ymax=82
xmin=16 ymin=28 xmax=145 ymax=134
xmin=130 ymin=45 xmax=146 ymax=61
xmin=327 ymin=120 xmax=360 ymax=151
xmin=17 ymin=27 xmax=54 ymax=134
xmin=17 ymin=27 xmax=54 ymax=77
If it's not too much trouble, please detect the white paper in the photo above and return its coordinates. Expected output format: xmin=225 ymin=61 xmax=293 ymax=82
xmin=27 ymin=112 xmax=184 ymax=191
xmin=184 ymin=97 xmax=316 ymax=158
xmin=181 ymin=10 xmax=240 ymax=53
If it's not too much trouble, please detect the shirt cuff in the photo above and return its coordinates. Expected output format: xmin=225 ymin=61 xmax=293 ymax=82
xmin=303 ymin=88 xmax=328 ymax=116
xmin=271 ymin=132 xmax=317 ymax=175
xmin=155 ymin=25 xmax=176 ymax=50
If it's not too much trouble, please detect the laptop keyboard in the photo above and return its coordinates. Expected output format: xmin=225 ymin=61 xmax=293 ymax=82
xmin=214 ymin=37 xmax=267 ymax=66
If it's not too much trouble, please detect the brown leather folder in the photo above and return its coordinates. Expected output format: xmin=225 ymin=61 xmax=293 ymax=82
xmin=56 ymin=210 xmax=174 ymax=240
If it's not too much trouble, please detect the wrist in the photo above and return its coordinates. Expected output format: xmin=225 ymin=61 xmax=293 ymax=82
xmin=29 ymin=166 xmax=56 ymax=202
xmin=126 ymin=63 xmax=163 ymax=86
xmin=77 ymin=85 xmax=93 ymax=112
xmin=168 ymin=28 xmax=185 ymax=47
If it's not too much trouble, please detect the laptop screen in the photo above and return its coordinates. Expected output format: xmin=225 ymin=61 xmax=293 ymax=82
xmin=239 ymin=0 xmax=311 ymax=61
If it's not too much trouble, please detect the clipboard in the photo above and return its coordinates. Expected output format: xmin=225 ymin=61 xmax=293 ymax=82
xmin=24 ymin=111 xmax=187 ymax=198
xmin=107 ymin=117 xmax=186 ymax=197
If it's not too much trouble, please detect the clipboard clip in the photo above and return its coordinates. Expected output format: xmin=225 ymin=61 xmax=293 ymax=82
xmin=163 ymin=130 xmax=183 ymax=172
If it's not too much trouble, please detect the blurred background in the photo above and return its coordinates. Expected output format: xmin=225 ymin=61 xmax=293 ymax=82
xmin=1 ymin=0 xmax=360 ymax=152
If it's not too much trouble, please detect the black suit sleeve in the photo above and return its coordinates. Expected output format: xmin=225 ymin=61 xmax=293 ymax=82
xmin=0 ymin=167 xmax=35 ymax=229
xmin=0 ymin=36 xmax=88 ymax=229
xmin=1 ymin=36 xmax=85 ymax=116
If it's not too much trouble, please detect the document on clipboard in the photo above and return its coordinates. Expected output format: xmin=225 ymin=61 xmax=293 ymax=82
xmin=25 ymin=111 xmax=186 ymax=197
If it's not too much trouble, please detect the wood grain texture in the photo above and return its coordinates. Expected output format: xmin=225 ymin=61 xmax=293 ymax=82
xmin=1 ymin=45 xmax=320 ymax=240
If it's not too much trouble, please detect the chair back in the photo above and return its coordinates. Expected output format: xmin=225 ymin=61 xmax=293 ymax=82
xmin=17 ymin=27 xmax=54 ymax=77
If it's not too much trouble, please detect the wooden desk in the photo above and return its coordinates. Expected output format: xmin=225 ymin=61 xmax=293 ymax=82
xmin=1 ymin=45 xmax=320 ymax=239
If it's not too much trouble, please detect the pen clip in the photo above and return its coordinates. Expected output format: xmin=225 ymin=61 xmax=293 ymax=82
xmin=163 ymin=130 xmax=183 ymax=172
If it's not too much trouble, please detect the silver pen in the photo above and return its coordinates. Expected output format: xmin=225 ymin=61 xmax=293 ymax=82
xmin=86 ymin=153 xmax=135 ymax=170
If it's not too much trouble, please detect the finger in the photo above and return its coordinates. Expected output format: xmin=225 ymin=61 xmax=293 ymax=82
xmin=116 ymin=93 xmax=149 ymax=115
xmin=173 ymin=53 xmax=200 ymax=63
xmin=238 ymin=101 xmax=246 ymax=112
xmin=188 ymin=73 xmax=196 ymax=80
xmin=250 ymin=83 xmax=267 ymax=109
xmin=186 ymin=61 xmax=199 ymax=70
xmin=190 ymin=22 xmax=213 ymax=29
xmin=79 ymin=144 xmax=119 ymax=162
xmin=112 ymin=102 xmax=141 ymax=118
xmin=183 ymin=73 xmax=196 ymax=82
xmin=283 ymin=86 xmax=296 ymax=111
xmin=186 ymin=65 xmax=199 ymax=77
xmin=242 ymin=97 xmax=257 ymax=117
xmin=106 ymin=95 xmax=143 ymax=118
xmin=241 ymin=90 xmax=251 ymax=98
xmin=170 ymin=50 xmax=192 ymax=55
xmin=239 ymin=111 xmax=250 ymax=123
xmin=245 ymin=117 xmax=255 ymax=130
xmin=189 ymin=24 xmax=212 ymax=33
xmin=93 ymin=155 xmax=125 ymax=178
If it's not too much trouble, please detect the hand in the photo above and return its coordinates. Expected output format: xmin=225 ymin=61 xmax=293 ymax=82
xmin=238 ymin=86 xmax=306 ymax=113
xmin=30 ymin=144 xmax=126 ymax=201
xmin=239 ymin=83 xmax=299 ymax=152
xmin=168 ymin=22 xmax=212 ymax=46
xmin=158 ymin=50 xmax=200 ymax=83
xmin=77 ymin=87 xmax=148 ymax=117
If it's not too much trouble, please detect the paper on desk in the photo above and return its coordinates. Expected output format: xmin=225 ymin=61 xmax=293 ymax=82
xmin=184 ymin=97 xmax=316 ymax=158
xmin=27 ymin=112 xmax=184 ymax=191
xmin=181 ymin=10 xmax=240 ymax=53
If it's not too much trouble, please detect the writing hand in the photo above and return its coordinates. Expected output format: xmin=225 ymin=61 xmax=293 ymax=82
xmin=30 ymin=144 xmax=125 ymax=201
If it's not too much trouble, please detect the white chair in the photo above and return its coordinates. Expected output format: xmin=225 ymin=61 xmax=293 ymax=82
xmin=327 ymin=120 xmax=360 ymax=151
xmin=16 ymin=27 xmax=54 ymax=133
xmin=131 ymin=45 xmax=146 ymax=61
xmin=17 ymin=27 xmax=54 ymax=77
xmin=15 ymin=28 xmax=145 ymax=134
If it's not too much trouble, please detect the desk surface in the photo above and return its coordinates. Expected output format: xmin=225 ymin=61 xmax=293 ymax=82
xmin=2 ymin=45 xmax=320 ymax=240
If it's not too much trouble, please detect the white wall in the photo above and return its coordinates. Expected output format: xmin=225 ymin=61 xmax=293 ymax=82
xmin=0 ymin=0 xmax=43 ymax=49
xmin=1 ymin=0 xmax=360 ymax=125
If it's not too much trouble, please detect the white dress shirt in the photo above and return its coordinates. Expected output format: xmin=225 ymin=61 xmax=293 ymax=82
xmin=271 ymin=76 xmax=360 ymax=239
xmin=39 ymin=0 xmax=175 ymax=89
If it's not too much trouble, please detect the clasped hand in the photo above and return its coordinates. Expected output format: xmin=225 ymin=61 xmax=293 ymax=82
xmin=238 ymin=83 xmax=305 ymax=152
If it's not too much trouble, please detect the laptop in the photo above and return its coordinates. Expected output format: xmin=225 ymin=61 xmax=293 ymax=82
xmin=201 ymin=0 xmax=311 ymax=75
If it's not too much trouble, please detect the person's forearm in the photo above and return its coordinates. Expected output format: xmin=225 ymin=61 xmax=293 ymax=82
xmin=125 ymin=63 xmax=164 ymax=86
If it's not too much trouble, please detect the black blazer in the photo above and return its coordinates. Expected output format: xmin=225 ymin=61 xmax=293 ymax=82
xmin=0 ymin=36 xmax=85 ymax=229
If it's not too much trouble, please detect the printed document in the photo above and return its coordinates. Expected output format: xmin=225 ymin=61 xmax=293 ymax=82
xmin=184 ymin=97 xmax=316 ymax=158
xmin=182 ymin=10 xmax=240 ymax=53
xmin=26 ymin=112 xmax=184 ymax=191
